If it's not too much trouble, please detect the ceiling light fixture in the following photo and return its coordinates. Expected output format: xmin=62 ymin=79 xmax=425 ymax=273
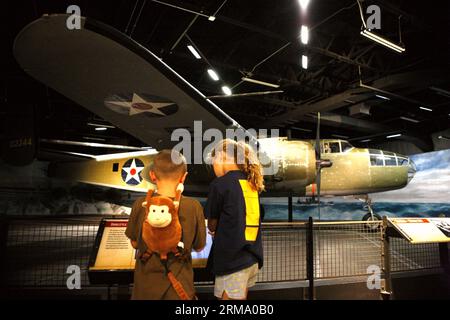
xmin=291 ymin=127 xmax=312 ymax=132
xmin=95 ymin=127 xmax=108 ymax=131
xmin=399 ymin=116 xmax=420 ymax=123
xmin=87 ymin=122 xmax=115 ymax=128
xmin=386 ymin=133 xmax=402 ymax=139
xmin=419 ymin=106 xmax=433 ymax=112
xmin=360 ymin=139 xmax=372 ymax=143
xmin=187 ymin=45 xmax=201 ymax=59
xmin=241 ymin=77 xmax=280 ymax=88
xmin=300 ymin=25 xmax=309 ymax=45
xmin=301 ymin=55 xmax=308 ymax=69
xmin=83 ymin=136 xmax=106 ymax=142
xmin=208 ymin=16 xmax=216 ymax=21
xmin=207 ymin=69 xmax=220 ymax=81
xmin=332 ymin=134 xmax=349 ymax=139
xmin=438 ymin=135 xmax=450 ymax=140
xmin=221 ymin=86 xmax=232 ymax=96
xmin=360 ymin=28 xmax=405 ymax=53
xmin=298 ymin=0 xmax=310 ymax=10
xmin=375 ymin=94 xmax=390 ymax=100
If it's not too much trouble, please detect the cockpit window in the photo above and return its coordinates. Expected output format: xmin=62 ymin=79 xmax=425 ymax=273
xmin=370 ymin=155 xmax=384 ymax=166
xmin=369 ymin=150 xmax=410 ymax=167
xmin=322 ymin=142 xmax=340 ymax=153
xmin=341 ymin=141 xmax=354 ymax=153
xmin=398 ymin=157 xmax=409 ymax=166
xmin=384 ymin=156 xmax=397 ymax=166
xmin=369 ymin=149 xmax=381 ymax=155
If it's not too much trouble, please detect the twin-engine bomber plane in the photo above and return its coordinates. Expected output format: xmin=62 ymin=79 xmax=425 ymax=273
xmin=13 ymin=15 xmax=416 ymax=221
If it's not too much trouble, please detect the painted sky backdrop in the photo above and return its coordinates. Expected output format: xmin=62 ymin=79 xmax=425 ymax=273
xmin=371 ymin=149 xmax=450 ymax=203
xmin=262 ymin=149 xmax=450 ymax=220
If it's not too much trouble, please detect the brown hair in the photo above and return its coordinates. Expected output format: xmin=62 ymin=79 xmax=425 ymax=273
xmin=151 ymin=149 xmax=187 ymax=181
xmin=212 ymin=139 xmax=265 ymax=193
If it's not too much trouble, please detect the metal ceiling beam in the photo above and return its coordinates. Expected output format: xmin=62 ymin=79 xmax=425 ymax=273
xmin=298 ymin=113 xmax=433 ymax=151
xmin=265 ymin=70 xmax=448 ymax=128
xmin=308 ymin=46 xmax=377 ymax=71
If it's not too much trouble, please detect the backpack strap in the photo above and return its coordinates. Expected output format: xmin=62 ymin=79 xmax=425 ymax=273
xmin=160 ymin=259 xmax=191 ymax=300
xmin=167 ymin=271 xmax=190 ymax=300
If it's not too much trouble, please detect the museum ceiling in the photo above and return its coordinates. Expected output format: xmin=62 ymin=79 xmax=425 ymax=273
xmin=2 ymin=0 xmax=450 ymax=155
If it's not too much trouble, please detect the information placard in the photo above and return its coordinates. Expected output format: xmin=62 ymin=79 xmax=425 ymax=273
xmin=388 ymin=217 xmax=450 ymax=244
xmin=89 ymin=218 xmax=213 ymax=272
xmin=90 ymin=219 xmax=136 ymax=270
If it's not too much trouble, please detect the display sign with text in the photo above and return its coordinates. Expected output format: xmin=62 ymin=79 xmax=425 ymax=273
xmin=89 ymin=218 xmax=212 ymax=272
xmin=388 ymin=217 xmax=450 ymax=243
xmin=90 ymin=219 xmax=136 ymax=270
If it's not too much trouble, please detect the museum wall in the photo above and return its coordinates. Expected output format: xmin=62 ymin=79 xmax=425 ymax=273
xmin=432 ymin=129 xmax=450 ymax=151
xmin=372 ymin=140 xmax=423 ymax=156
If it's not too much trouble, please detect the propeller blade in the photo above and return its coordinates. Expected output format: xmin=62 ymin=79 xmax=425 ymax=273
xmin=315 ymin=112 xmax=321 ymax=220
xmin=317 ymin=168 xmax=321 ymax=220
xmin=315 ymin=112 xmax=321 ymax=160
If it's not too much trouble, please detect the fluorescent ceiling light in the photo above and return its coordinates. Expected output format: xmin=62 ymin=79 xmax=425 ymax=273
xmin=360 ymin=29 xmax=405 ymax=53
xmin=332 ymin=134 xmax=349 ymax=139
xmin=360 ymin=139 xmax=372 ymax=143
xmin=208 ymin=16 xmax=216 ymax=21
xmin=375 ymin=94 xmax=390 ymax=100
xmin=291 ymin=127 xmax=312 ymax=132
xmin=95 ymin=127 xmax=108 ymax=131
xmin=301 ymin=55 xmax=308 ymax=69
xmin=298 ymin=0 xmax=310 ymax=10
xmin=430 ymin=86 xmax=450 ymax=98
xmin=83 ymin=136 xmax=106 ymax=141
xmin=400 ymin=116 xmax=420 ymax=123
xmin=241 ymin=77 xmax=280 ymax=88
xmin=207 ymin=69 xmax=220 ymax=81
xmin=300 ymin=25 xmax=309 ymax=45
xmin=221 ymin=86 xmax=232 ymax=96
xmin=87 ymin=122 xmax=115 ymax=128
xmin=438 ymin=135 xmax=450 ymax=140
xmin=419 ymin=106 xmax=433 ymax=112
xmin=187 ymin=45 xmax=201 ymax=59
xmin=386 ymin=134 xmax=402 ymax=139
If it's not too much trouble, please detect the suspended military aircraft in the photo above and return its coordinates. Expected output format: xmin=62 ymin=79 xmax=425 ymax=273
xmin=13 ymin=14 xmax=416 ymax=221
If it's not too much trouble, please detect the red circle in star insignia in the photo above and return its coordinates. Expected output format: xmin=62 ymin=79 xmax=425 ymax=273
xmin=131 ymin=102 xmax=153 ymax=110
xmin=130 ymin=168 xmax=136 ymax=175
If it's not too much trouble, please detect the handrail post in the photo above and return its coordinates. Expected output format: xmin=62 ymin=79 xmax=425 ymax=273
xmin=306 ymin=216 xmax=314 ymax=300
xmin=381 ymin=216 xmax=392 ymax=300
xmin=288 ymin=195 xmax=293 ymax=222
xmin=0 ymin=217 xmax=10 ymax=290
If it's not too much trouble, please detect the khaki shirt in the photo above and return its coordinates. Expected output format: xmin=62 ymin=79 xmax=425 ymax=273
xmin=125 ymin=195 xmax=206 ymax=300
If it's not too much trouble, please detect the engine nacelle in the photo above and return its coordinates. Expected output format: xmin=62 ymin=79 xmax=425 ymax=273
xmin=258 ymin=137 xmax=316 ymax=195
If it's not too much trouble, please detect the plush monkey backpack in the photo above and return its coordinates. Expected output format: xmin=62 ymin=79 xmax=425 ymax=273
xmin=141 ymin=183 xmax=191 ymax=299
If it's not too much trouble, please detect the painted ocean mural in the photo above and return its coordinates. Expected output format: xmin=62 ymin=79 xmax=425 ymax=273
xmin=262 ymin=149 xmax=450 ymax=221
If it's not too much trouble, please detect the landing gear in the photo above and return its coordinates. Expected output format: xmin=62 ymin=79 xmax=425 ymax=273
xmin=357 ymin=195 xmax=381 ymax=230
xmin=362 ymin=212 xmax=382 ymax=222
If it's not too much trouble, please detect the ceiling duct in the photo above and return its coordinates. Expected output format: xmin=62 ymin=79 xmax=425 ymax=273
xmin=349 ymin=103 xmax=371 ymax=118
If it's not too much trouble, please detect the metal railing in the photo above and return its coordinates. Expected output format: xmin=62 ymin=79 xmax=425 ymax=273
xmin=0 ymin=215 xmax=447 ymax=296
xmin=258 ymin=223 xmax=308 ymax=283
xmin=2 ymin=216 xmax=101 ymax=287
xmin=313 ymin=221 xmax=382 ymax=279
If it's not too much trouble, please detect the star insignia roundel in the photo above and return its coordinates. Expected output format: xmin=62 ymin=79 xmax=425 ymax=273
xmin=104 ymin=93 xmax=178 ymax=118
xmin=121 ymin=158 xmax=145 ymax=185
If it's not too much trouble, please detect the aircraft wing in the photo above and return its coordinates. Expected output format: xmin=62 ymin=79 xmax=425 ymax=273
xmin=14 ymin=14 xmax=242 ymax=149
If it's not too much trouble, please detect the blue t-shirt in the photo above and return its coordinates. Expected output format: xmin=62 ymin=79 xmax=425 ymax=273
xmin=204 ymin=170 xmax=263 ymax=276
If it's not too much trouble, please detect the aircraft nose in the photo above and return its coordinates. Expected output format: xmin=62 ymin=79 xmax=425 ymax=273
xmin=407 ymin=158 xmax=417 ymax=183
